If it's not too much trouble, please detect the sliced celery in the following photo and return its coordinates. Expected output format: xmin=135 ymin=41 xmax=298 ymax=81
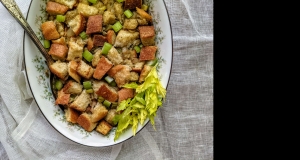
xmin=134 ymin=45 xmax=141 ymax=53
xmin=112 ymin=21 xmax=122 ymax=32
xmin=44 ymin=40 xmax=50 ymax=49
xmin=88 ymin=0 xmax=97 ymax=4
xmin=83 ymin=50 xmax=93 ymax=62
xmin=79 ymin=31 xmax=87 ymax=39
xmin=105 ymin=75 xmax=114 ymax=84
xmin=55 ymin=80 xmax=63 ymax=90
xmin=101 ymin=42 xmax=112 ymax=55
xmin=86 ymin=89 xmax=94 ymax=93
xmin=103 ymin=100 xmax=111 ymax=108
xmin=83 ymin=81 xmax=92 ymax=89
xmin=124 ymin=9 xmax=133 ymax=18
xmin=56 ymin=15 xmax=65 ymax=22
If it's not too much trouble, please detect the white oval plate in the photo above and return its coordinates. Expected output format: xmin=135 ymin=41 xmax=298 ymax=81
xmin=24 ymin=0 xmax=173 ymax=147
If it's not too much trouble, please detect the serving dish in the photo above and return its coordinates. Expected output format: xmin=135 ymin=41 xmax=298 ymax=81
xmin=23 ymin=0 xmax=172 ymax=147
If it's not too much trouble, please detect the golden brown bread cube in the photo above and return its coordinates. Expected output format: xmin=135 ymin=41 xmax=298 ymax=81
xmin=68 ymin=61 xmax=81 ymax=83
xmin=69 ymin=89 xmax=91 ymax=112
xmin=105 ymin=109 xmax=117 ymax=126
xmin=91 ymin=103 xmax=108 ymax=122
xmin=118 ymin=88 xmax=134 ymax=103
xmin=67 ymin=14 xmax=86 ymax=36
xmin=139 ymin=64 xmax=152 ymax=83
xmin=65 ymin=107 xmax=80 ymax=124
xmin=55 ymin=90 xmax=70 ymax=105
xmin=62 ymin=80 xmax=83 ymax=94
xmin=93 ymin=56 xmax=113 ymax=80
xmin=41 ymin=21 xmax=60 ymax=40
xmin=46 ymin=1 xmax=69 ymax=15
xmin=124 ymin=0 xmax=142 ymax=10
xmin=76 ymin=60 xmax=94 ymax=79
xmin=96 ymin=120 xmax=112 ymax=135
xmin=49 ymin=60 xmax=68 ymax=80
xmin=138 ymin=26 xmax=155 ymax=46
xmin=107 ymin=65 xmax=132 ymax=88
xmin=77 ymin=113 xmax=98 ymax=132
xmin=95 ymin=84 xmax=118 ymax=102
xmin=48 ymin=43 xmax=68 ymax=61
xmin=107 ymin=30 xmax=116 ymax=45
xmin=139 ymin=46 xmax=157 ymax=61
xmin=86 ymin=15 xmax=103 ymax=34
xmin=136 ymin=7 xmax=152 ymax=22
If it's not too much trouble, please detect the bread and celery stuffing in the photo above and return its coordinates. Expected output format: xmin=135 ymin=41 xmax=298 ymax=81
xmin=40 ymin=0 xmax=166 ymax=140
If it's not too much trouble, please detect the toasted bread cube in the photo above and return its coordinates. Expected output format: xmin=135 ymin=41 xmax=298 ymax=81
xmin=139 ymin=46 xmax=157 ymax=61
xmin=93 ymin=56 xmax=113 ymax=80
xmin=130 ymin=72 xmax=139 ymax=82
xmin=107 ymin=65 xmax=132 ymax=88
xmin=52 ymin=37 xmax=66 ymax=45
xmin=124 ymin=0 xmax=142 ymax=10
xmin=105 ymin=109 xmax=117 ymax=126
xmin=86 ymin=15 xmax=103 ymax=34
xmin=68 ymin=61 xmax=81 ymax=83
xmin=63 ymin=80 xmax=83 ymax=94
xmin=76 ymin=60 xmax=94 ymax=79
xmin=66 ymin=40 xmax=84 ymax=61
xmin=55 ymin=90 xmax=70 ymax=105
xmin=87 ymin=37 xmax=94 ymax=51
xmin=92 ymin=80 xmax=105 ymax=98
xmin=91 ymin=103 xmax=108 ymax=122
xmin=132 ymin=61 xmax=145 ymax=72
xmin=139 ymin=65 xmax=152 ymax=83
xmin=136 ymin=7 xmax=152 ymax=22
xmin=118 ymin=88 xmax=134 ymax=103
xmin=77 ymin=113 xmax=98 ymax=132
xmin=69 ymin=89 xmax=91 ymax=112
xmin=92 ymin=49 xmax=102 ymax=67
xmin=65 ymin=107 xmax=80 ymax=124
xmin=46 ymin=1 xmax=69 ymax=15
xmin=139 ymin=26 xmax=155 ymax=46
xmin=96 ymin=83 xmax=118 ymax=102
xmin=123 ymin=19 xmax=138 ymax=30
xmin=77 ymin=3 xmax=99 ymax=17
xmin=107 ymin=47 xmax=123 ymax=65
xmin=114 ymin=30 xmax=139 ymax=48
xmin=107 ymin=30 xmax=116 ymax=45
xmin=103 ymin=11 xmax=116 ymax=25
xmin=67 ymin=14 xmax=86 ymax=36
xmin=49 ymin=61 xmax=68 ymax=80
xmin=54 ymin=0 xmax=77 ymax=9
xmin=48 ymin=43 xmax=68 ymax=61
xmin=93 ymin=35 xmax=107 ymax=47
xmin=96 ymin=120 xmax=112 ymax=135
xmin=114 ymin=2 xmax=124 ymax=21
xmin=41 ymin=21 xmax=60 ymax=40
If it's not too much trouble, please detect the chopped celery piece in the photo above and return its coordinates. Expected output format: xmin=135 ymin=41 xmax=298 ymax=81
xmin=83 ymin=81 xmax=92 ymax=89
xmin=101 ymin=42 xmax=112 ymax=55
xmin=83 ymin=49 xmax=93 ymax=62
xmin=44 ymin=40 xmax=50 ymax=48
xmin=105 ymin=75 xmax=114 ymax=84
xmin=103 ymin=100 xmax=111 ymax=108
xmin=98 ymin=96 xmax=105 ymax=103
xmin=79 ymin=31 xmax=87 ymax=39
xmin=86 ymin=89 xmax=94 ymax=93
xmin=139 ymin=44 xmax=143 ymax=48
xmin=116 ymin=0 xmax=124 ymax=2
xmin=88 ymin=0 xmax=97 ymax=4
xmin=56 ymin=15 xmax=65 ymax=22
xmin=146 ymin=58 xmax=158 ymax=66
xmin=142 ymin=4 xmax=148 ymax=11
xmin=111 ymin=102 xmax=118 ymax=108
xmin=112 ymin=21 xmax=122 ymax=32
xmin=55 ymin=80 xmax=63 ymax=90
xmin=124 ymin=9 xmax=133 ymax=18
xmin=109 ymin=81 xmax=117 ymax=87
xmin=134 ymin=45 xmax=141 ymax=53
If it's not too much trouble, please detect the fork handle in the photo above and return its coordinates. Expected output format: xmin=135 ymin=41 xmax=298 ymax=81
xmin=0 ymin=0 xmax=54 ymax=66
